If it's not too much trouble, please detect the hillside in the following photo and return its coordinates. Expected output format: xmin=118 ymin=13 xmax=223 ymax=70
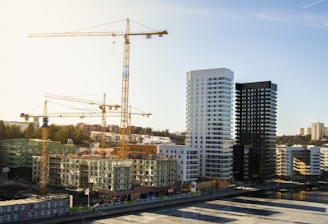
xmin=276 ymin=134 xmax=328 ymax=146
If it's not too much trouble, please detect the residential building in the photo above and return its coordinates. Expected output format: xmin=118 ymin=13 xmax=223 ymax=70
xmin=32 ymin=151 xmax=177 ymax=200
xmin=141 ymin=136 xmax=172 ymax=145
xmin=276 ymin=145 xmax=291 ymax=178
xmin=0 ymin=194 xmax=70 ymax=222
xmin=297 ymin=127 xmax=311 ymax=136
xmin=33 ymin=155 xmax=133 ymax=191
xmin=298 ymin=128 xmax=305 ymax=136
xmin=0 ymin=138 xmax=78 ymax=178
xmin=305 ymin=127 xmax=311 ymax=136
xmin=131 ymin=154 xmax=177 ymax=188
xmin=234 ymin=81 xmax=277 ymax=183
xmin=158 ymin=145 xmax=198 ymax=188
xmin=320 ymin=146 xmax=328 ymax=176
xmin=311 ymin=122 xmax=324 ymax=141
xmin=90 ymin=131 xmax=120 ymax=142
xmin=185 ymin=68 xmax=234 ymax=187
xmin=276 ymin=145 xmax=321 ymax=180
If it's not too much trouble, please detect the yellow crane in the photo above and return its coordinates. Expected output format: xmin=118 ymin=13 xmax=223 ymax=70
xmin=21 ymin=104 xmax=151 ymax=157
xmin=39 ymin=100 xmax=48 ymax=195
xmin=20 ymin=111 xmax=103 ymax=126
xmin=44 ymin=93 xmax=120 ymax=150
xmin=29 ymin=18 xmax=168 ymax=159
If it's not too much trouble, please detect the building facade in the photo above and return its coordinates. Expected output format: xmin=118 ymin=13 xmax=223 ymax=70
xmin=311 ymin=122 xmax=324 ymax=141
xmin=185 ymin=68 xmax=234 ymax=185
xmin=158 ymin=145 xmax=198 ymax=187
xmin=276 ymin=145 xmax=321 ymax=180
xmin=234 ymin=81 xmax=277 ymax=182
xmin=0 ymin=138 xmax=77 ymax=169
xmin=33 ymin=155 xmax=134 ymax=192
xmin=32 ymin=153 xmax=177 ymax=199
xmin=320 ymin=146 xmax=328 ymax=177
xmin=0 ymin=194 xmax=70 ymax=223
xmin=131 ymin=154 xmax=177 ymax=188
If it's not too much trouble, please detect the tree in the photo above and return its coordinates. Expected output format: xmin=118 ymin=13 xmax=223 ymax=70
xmin=0 ymin=120 xmax=6 ymax=140
xmin=276 ymin=134 xmax=327 ymax=146
xmin=5 ymin=125 xmax=23 ymax=139
xmin=24 ymin=123 xmax=40 ymax=139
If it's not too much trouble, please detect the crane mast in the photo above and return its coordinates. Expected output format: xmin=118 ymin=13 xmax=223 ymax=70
xmin=40 ymin=100 xmax=48 ymax=195
xmin=120 ymin=19 xmax=131 ymax=159
xmin=100 ymin=93 xmax=106 ymax=151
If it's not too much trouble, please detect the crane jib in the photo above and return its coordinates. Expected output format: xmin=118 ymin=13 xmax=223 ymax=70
xmin=28 ymin=31 xmax=168 ymax=38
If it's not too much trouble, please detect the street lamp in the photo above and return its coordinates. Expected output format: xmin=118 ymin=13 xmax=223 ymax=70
xmin=85 ymin=188 xmax=90 ymax=207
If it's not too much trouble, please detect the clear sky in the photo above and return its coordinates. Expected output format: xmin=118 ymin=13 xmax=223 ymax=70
xmin=1 ymin=0 xmax=328 ymax=136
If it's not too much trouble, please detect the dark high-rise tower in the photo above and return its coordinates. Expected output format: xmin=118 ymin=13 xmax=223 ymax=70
xmin=234 ymin=81 xmax=277 ymax=182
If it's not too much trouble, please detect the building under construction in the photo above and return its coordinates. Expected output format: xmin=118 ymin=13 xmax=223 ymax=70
xmin=32 ymin=146 xmax=177 ymax=201
xmin=0 ymin=138 xmax=78 ymax=179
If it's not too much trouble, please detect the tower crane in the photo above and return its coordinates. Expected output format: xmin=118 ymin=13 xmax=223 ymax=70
xmin=40 ymin=100 xmax=49 ymax=195
xmin=20 ymin=111 xmax=103 ymax=127
xmin=21 ymin=104 xmax=151 ymax=157
xmin=45 ymin=93 xmax=120 ymax=150
xmin=29 ymin=18 xmax=168 ymax=159
xmin=21 ymin=108 xmax=151 ymax=128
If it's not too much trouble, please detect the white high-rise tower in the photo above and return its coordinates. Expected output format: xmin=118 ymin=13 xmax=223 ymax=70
xmin=185 ymin=68 xmax=234 ymax=185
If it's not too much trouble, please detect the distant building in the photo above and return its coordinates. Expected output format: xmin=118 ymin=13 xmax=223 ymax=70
xmin=141 ymin=135 xmax=172 ymax=145
xmin=298 ymin=127 xmax=312 ymax=136
xmin=90 ymin=131 xmax=120 ymax=142
xmin=276 ymin=145 xmax=321 ymax=180
xmin=324 ymin=127 xmax=328 ymax=139
xmin=311 ymin=122 xmax=324 ymax=141
xmin=305 ymin=127 xmax=311 ymax=136
xmin=2 ymin=121 xmax=30 ymax=131
xmin=76 ymin=123 xmax=103 ymax=132
xmin=234 ymin=81 xmax=277 ymax=183
xmin=185 ymin=68 xmax=234 ymax=188
xmin=298 ymin=128 xmax=304 ymax=136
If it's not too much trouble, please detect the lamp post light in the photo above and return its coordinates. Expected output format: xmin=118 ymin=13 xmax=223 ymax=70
xmin=85 ymin=188 xmax=90 ymax=207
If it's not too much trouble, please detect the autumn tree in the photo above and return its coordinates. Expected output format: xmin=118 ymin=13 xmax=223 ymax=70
xmin=5 ymin=125 xmax=23 ymax=139
xmin=23 ymin=123 xmax=40 ymax=139
xmin=0 ymin=120 xmax=6 ymax=140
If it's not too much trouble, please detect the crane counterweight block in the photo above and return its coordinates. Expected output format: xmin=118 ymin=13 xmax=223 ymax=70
xmin=42 ymin=117 xmax=49 ymax=127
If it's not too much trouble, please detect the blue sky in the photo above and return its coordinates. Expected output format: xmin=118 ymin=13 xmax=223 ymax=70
xmin=1 ymin=0 xmax=328 ymax=136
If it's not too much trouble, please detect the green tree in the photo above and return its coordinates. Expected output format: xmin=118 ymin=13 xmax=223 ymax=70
xmin=53 ymin=125 xmax=75 ymax=144
xmin=48 ymin=124 xmax=61 ymax=141
xmin=24 ymin=123 xmax=40 ymax=139
xmin=73 ymin=129 xmax=90 ymax=145
xmin=5 ymin=125 xmax=23 ymax=139
xmin=0 ymin=120 xmax=6 ymax=140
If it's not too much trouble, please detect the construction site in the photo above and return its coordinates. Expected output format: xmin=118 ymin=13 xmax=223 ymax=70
xmin=0 ymin=18 xmax=172 ymax=223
